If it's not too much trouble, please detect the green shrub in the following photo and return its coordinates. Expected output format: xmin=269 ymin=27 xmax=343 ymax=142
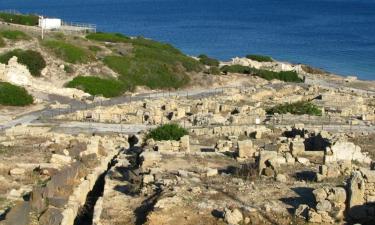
xmin=0 ymin=49 xmax=46 ymax=77
xmin=246 ymin=54 xmax=273 ymax=62
xmin=220 ymin=65 xmax=302 ymax=82
xmin=198 ymin=54 xmax=219 ymax=67
xmin=220 ymin=65 xmax=252 ymax=74
xmin=205 ymin=66 xmax=221 ymax=75
xmin=0 ymin=36 xmax=5 ymax=47
xmin=0 ymin=30 xmax=29 ymax=40
xmin=66 ymin=76 xmax=126 ymax=97
xmin=266 ymin=101 xmax=322 ymax=116
xmin=0 ymin=13 xmax=38 ymax=26
xmin=42 ymin=40 xmax=92 ymax=64
xmin=146 ymin=124 xmax=188 ymax=141
xmin=64 ymin=65 xmax=74 ymax=74
xmin=86 ymin=32 xmax=130 ymax=43
xmin=0 ymin=82 xmax=33 ymax=106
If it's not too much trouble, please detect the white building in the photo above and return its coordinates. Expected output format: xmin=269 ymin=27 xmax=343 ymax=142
xmin=38 ymin=17 xmax=62 ymax=30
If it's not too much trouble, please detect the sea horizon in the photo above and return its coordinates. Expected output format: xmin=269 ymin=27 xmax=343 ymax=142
xmin=0 ymin=0 xmax=374 ymax=80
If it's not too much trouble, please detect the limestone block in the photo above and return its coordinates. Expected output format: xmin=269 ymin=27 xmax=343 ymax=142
xmin=237 ymin=140 xmax=255 ymax=158
xmin=348 ymin=171 xmax=365 ymax=209
xmin=50 ymin=154 xmax=72 ymax=166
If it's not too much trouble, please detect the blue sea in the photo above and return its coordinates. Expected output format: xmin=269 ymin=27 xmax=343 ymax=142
xmin=0 ymin=0 xmax=374 ymax=80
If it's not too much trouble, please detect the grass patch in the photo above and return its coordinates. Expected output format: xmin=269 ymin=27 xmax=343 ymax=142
xmin=102 ymin=35 xmax=202 ymax=90
xmin=0 ymin=30 xmax=29 ymax=40
xmin=221 ymin=65 xmax=302 ymax=82
xmin=146 ymin=124 xmax=188 ymax=141
xmin=266 ymin=101 xmax=322 ymax=116
xmin=66 ymin=76 xmax=126 ymax=97
xmin=246 ymin=54 xmax=273 ymax=62
xmin=0 ymin=49 xmax=46 ymax=77
xmin=198 ymin=54 xmax=219 ymax=67
xmin=0 ymin=82 xmax=33 ymax=106
xmin=86 ymin=32 xmax=130 ymax=43
xmin=42 ymin=39 xmax=93 ymax=64
xmin=0 ymin=13 xmax=38 ymax=26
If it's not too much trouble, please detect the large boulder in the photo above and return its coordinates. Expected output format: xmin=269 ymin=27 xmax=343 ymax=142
xmin=237 ymin=140 xmax=255 ymax=158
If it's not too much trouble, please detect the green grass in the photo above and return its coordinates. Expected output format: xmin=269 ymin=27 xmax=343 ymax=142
xmin=246 ymin=54 xmax=273 ymax=62
xmin=0 ymin=82 xmax=33 ymax=106
xmin=66 ymin=76 xmax=126 ymax=97
xmin=0 ymin=30 xmax=29 ymax=40
xmin=0 ymin=13 xmax=39 ymax=26
xmin=266 ymin=101 xmax=322 ymax=116
xmin=146 ymin=124 xmax=188 ymax=141
xmin=220 ymin=65 xmax=302 ymax=82
xmin=86 ymin=32 xmax=130 ymax=43
xmin=198 ymin=54 xmax=220 ymax=67
xmin=0 ymin=49 xmax=46 ymax=77
xmin=100 ymin=35 xmax=202 ymax=90
xmin=42 ymin=40 xmax=93 ymax=64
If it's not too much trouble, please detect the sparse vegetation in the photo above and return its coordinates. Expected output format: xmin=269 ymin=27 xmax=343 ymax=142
xmin=246 ymin=54 xmax=273 ymax=62
xmin=0 ymin=82 xmax=33 ymax=106
xmin=0 ymin=30 xmax=29 ymax=40
xmin=266 ymin=101 xmax=322 ymax=116
xmin=66 ymin=76 xmax=126 ymax=97
xmin=0 ymin=49 xmax=46 ymax=77
xmin=0 ymin=13 xmax=39 ymax=26
xmin=146 ymin=124 xmax=188 ymax=141
xmin=42 ymin=40 xmax=93 ymax=64
xmin=88 ymin=45 xmax=102 ymax=52
xmin=221 ymin=65 xmax=302 ymax=82
xmin=198 ymin=54 xmax=220 ymax=67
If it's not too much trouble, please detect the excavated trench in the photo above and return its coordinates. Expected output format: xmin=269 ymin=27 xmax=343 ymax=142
xmin=73 ymin=135 xmax=141 ymax=225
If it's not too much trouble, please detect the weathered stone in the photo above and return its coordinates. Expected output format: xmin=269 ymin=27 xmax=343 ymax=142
xmin=295 ymin=204 xmax=309 ymax=219
xmin=143 ymin=174 xmax=154 ymax=184
xmin=9 ymin=168 xmax=26 ymax=176
xmin=237 ymin=140 xmax=255 ymax=158
xmin=276 ymin=174 xmax=287 ymax=183
xmin=50 ymin=154 xmax=72 ymax=166
xmin=327 ymin=187 xmax=346 ymax=204
xmin=39 ymin=207 xmax=63 ymax=225
xmin=316 ymin=200 xmax=332 ymax=212
xmin=258 ymin=150 xmax=277 ymax=174
xmin=348 ymin=171 xmax=365 ymax=209
xmin=140 ymin=151 xmax=162 ymax=169
xmin=297 ymin=157 xmax=310 ymax=166
xmin=224 ymin=208 xmax=243 ymax=225
xmin=263 ymin=167 xmax=275 ymax=177
xmin=206 ymin=168 xmax=218 ymax=177
xmin=290 ymin=141 xmax=305 ymax=156
xmin=308 ymin=210 xmax=322 ymax=223
xmin=313 ymin=188 xmax=328 ymax=203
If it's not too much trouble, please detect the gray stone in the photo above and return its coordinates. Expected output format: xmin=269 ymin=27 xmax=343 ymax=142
xmin=316 ymin=200 xmax=332 ymax=212
xmin=224 ymin=208 xmax=243 ymax=225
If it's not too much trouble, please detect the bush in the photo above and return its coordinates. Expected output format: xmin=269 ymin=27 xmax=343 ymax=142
xmin=0 ymin=49 xmax=46 ymax=77
xmin=207 ymin=66 xmax=221 ymax=75
xmin=42 ymin=40 xmax=92 ymax=64
xmin=266 ymin=101 xmax=322 ymax=116
xmin=0 ymin=30 xmax=29 ymax=40
xmin=0 ymin=82 xmax=33 ymax=106
xmin=220 ymin=65 xmax=252 ymax=74
xmin=198 ymin=54 xmax=219 ymax=67
xmin=64 ymin=65 xmax=74 ymax=74
xmin=0 ymin=13 xmax=39 ymax=26
xmin=146 ymin=124 xmax=188 ymax=141
xmin=246 ymin=54 xmax=273 ymax=62
xmin=86 ymin=32 xmax=130 ymax=43
xmin=66 ymin=76 xmax=126 ymax=97
xmin=0 ymin=36 xmax=5 ymax=47
xmin=220 ymin=65 xmax=302 ymax=82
